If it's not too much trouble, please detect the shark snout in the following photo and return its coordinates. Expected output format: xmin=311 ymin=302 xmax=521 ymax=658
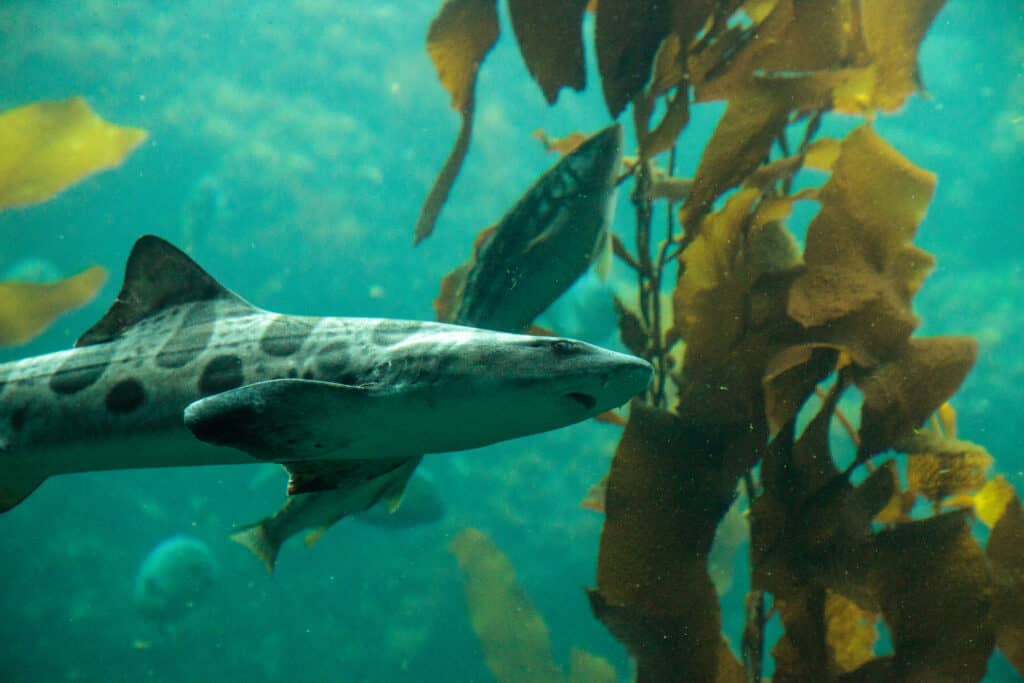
xmin=614 ymin=355 xmax=654 ymax=397
xmin=570 ymin=351 xmax=652 ymax=414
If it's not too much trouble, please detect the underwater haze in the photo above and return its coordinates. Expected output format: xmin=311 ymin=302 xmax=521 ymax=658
xmin=1 ymin=1 xmax=1023 ymax=682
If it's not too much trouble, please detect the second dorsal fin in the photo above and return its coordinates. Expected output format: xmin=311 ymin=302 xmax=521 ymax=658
xmin=76 ymin=234 xmax=256 ymax=347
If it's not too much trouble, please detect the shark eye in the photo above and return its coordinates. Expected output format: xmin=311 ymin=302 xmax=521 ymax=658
xmin=551 ymin=340 xmax=582 ymax=355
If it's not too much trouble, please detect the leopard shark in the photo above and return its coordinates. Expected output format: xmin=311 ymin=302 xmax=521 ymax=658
xmin=0 ymin=235 xmax=652 ymax=517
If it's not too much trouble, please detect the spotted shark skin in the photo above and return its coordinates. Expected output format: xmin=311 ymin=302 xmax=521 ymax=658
xmin=0 ymin=235 xmax=652 ymax=514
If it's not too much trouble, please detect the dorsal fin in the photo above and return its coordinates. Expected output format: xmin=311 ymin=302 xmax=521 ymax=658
xmin=76 ymin=235 xmax=256 ymax=347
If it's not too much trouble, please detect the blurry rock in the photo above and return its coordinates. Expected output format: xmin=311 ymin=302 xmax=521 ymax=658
xmin=133 ymin=535 xmax=217 ymax=627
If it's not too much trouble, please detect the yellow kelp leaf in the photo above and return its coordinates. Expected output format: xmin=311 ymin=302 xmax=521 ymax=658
xmin=857 ymin=337 xmax=978 ymax=459
xmin=675 ymin=188 xmax=759 ymax=341
xmin=987 ymin=494 xmax=1024 ymax=674
xmin=803 ymin=136 xmax=841 ymax=171
xmin=868 ymin=511 xmax=994 ymax=681
xmin=532 ymin=129 xmax=588 ymax=155
xmin=937 ymin=401 xmax=957 ymax=438
xmin=415 ymin=0 xmax=499 ymax=244
xmin=0 ymin=265 xmax=107 ymax=346
xmin=566 ymin=647 xmax=616 ymax=683
xmin=426 ymin=0 xmax=498 ymax=111
xmin=635 ymin=87 xmax=689 ymax=160
xmin=449 ymin=528 xmax=563 ymax=683
xmin=691 ymin=0 xmax=941 ymax=114
xmin=813 ymin=127 xmax=936 ymax=261
xmin=507 ymin=0 xmax=588 ymax=104
xmin=857 ymin=0 xmax=947 ymax=112
xmin=743 ymin=0 xmax=779 ymax=24
xmin=691 ymin=0 xmax=857 ymax=103
xmin=647 ymin=31 xmax=684 ymax=97
xmin=903 ymin=431 xmax=993 ymax=503
xmin=970 ymin=476 xmax=1017 ymax=528
xmin=825 ymin=590 xmax=878 ymax=672
xmin=678 ymin=86 xmax=791 ymax=229
xmin=788 ymin=125 xmax=937 ymax=366
xmin=0 ymin=97 xmax=147 ymax=210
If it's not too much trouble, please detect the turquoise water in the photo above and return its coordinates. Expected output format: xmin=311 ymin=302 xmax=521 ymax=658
xmin=1 ymin=2 xmax=1022 ymax=681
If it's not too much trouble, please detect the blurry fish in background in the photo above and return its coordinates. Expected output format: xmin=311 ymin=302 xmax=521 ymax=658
xmin=180 ymin=173 xmax=232 ymax=255
xmin=434 ymin=123 xmax=623 ymax=333
xmin=133 ymin=535 xmax=217 ymax=635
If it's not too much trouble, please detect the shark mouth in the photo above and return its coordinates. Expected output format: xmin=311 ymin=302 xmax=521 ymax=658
xmin=566 ymin=392 xmax=597 ymax=411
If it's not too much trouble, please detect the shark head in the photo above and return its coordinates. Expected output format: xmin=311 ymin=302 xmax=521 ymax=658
xmin=382 ymin=327 xmax=652 ymax=451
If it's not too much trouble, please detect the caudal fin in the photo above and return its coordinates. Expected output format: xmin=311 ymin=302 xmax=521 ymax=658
xmin=229 ymin=521 xmax=280 ymax=574
xmin=0 ymin=467 xmax=48 ymax=512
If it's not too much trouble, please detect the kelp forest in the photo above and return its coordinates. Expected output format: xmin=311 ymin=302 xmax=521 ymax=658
xmin=419 ymin=1 xmax=1024 ymax=682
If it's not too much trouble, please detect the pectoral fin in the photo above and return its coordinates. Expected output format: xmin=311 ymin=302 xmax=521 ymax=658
xmin=0 ymin=466 xmax=48 ymax=513
xmin=183 ymin=378 xmax=392 ymax=461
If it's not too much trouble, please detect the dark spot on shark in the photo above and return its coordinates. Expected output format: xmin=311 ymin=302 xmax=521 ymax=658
xmin=49 ymin=343 xmax=115 ymax=395
xmin=314 ymin=342 xmax=356 ymax=382
xmin=105 ymin=379 xmax=146 ymax=414
xmin=199 ymin=355 xmax=244 ymax=396
xmin=287 ymin=367 xmax=299 ymax=378
xmin=10 ymin=407 xmax=26 ymax=431
xmin=302 ymin=369 xmax=316 ymax=380
xmin=156 ymin=301 xmax=217 ymax=369
xmin=371 ymin=321 xmax=396 ymax=347
xmin=259 ymin=315 xmax=315 ymax=357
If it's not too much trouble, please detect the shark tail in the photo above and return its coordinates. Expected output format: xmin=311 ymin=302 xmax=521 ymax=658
xmin=0 ymin=465 xmax=48 ymax=513
xmin=230 ymin=520 xmax=280 ymax=574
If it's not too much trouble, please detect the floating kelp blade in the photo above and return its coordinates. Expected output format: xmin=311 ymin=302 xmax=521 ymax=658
xmin=0 ymin=266 xmax=107 ymax=346
xmin=0 ymin=97 xmax=147 ymax=210
xmin=449 ymin=527 xmax=616 ymax=683
xmin=435 ymin=124 xmax=622 ymax=332
xmin=507 ymin=0 xmax=588 ymax=104
xmin=415 ymin=0 xmax=499 ymax=244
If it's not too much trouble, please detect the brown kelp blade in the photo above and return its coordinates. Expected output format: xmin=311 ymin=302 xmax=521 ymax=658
xmin=415 ymin=0 xmax=499 ymax=244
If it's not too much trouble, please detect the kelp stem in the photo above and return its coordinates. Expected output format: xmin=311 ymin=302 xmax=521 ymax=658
xmin=742 ymin=471 xmax=765 ymax=683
